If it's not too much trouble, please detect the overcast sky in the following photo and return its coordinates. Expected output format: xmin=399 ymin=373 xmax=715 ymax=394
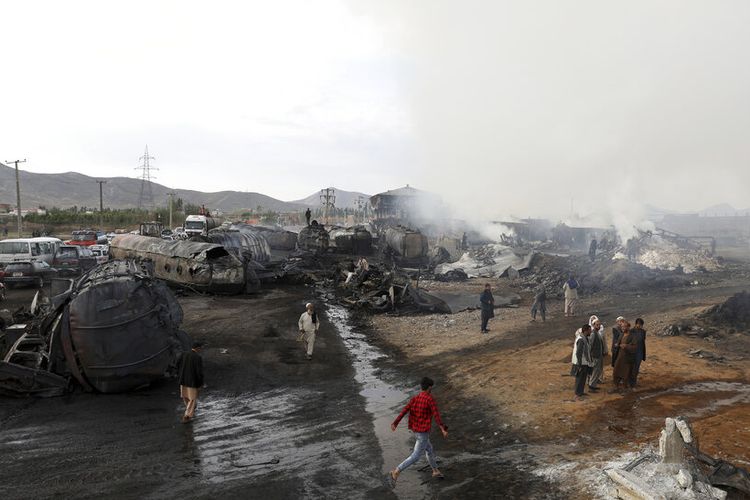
xmin=2 ymin=1 xmax=749 ymax=219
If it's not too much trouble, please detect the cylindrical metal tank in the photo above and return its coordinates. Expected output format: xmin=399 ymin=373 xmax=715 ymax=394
xmin=230 ymin=223 xmax=298 ymax=251
xmin=328 ymin=226 xmax=373 ymax=255
xmin=298 ymin=223 xmax=329 ymax=253
xmin=65 ymin=260 xmax=188 ymax=393
xmin=384 ymin=227 xmax=428 ymax=259
xmin=206 ymin=229 xmax=271 ymax=263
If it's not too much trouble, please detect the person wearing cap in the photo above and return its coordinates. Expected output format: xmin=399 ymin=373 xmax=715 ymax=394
xmin=587 ymin=315 xmax=608 ymax=391
xmin=298 ymin=303 xmax=320 ymax=360
xmin=611 ymin=316 xmax=626 ymax=367
xmin=179 ymin=342 xmax=205 ymax=423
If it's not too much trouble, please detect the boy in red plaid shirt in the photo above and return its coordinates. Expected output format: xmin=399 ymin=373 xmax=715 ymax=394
xmin=388 ymin=377 xmax=449 ymax=486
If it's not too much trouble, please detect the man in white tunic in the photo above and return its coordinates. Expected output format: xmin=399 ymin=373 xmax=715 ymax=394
xmin=298 ymin=303 xmax=320 ymax=360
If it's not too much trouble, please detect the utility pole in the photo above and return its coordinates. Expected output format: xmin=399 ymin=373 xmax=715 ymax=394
xmin=96 ymin=180 xmax=107 ymax=230
xmin=320 ymin=188 xmax=336 ymax=226
xmin=5 ymin=158 xmax=26 ymax=237
xmin=167 ymin=192 xmax=176 ymax=229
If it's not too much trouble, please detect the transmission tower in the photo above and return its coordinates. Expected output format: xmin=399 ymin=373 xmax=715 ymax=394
xmin=320 ymin=188 xmax=336 ymax=225
xmin=356 ymin=195 xmax=370 ymax=222
xmin=136 ymin=145 xmax=157 ymax=210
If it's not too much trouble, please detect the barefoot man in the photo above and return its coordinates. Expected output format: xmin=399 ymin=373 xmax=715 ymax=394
xmin=179 ymin=341 xmax=205 ymax=423
xmin=388 ymin=377 xmax=449 ymax=487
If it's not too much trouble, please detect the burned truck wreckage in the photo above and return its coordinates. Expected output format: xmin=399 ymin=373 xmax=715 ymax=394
xmin=0 ymin=260 xmax=189 ymax=397
xmin=110 ymin=234 xmax=251 ymax=294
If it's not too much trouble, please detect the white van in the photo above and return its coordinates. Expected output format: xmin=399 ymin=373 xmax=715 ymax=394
xmin=0 ymin=237 xmax=63 ymax=267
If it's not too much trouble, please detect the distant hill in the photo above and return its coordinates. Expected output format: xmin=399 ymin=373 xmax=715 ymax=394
xmin=0 ymin=164 xmax=307 ymax=213
xmin=292 ymin=187 xmax=371 ymax=209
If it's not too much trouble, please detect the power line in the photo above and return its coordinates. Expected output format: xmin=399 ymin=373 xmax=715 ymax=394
xmin=136 ymin=145 xmax=157 ymax=210
xmin=5 ymin=158 xmax=26 ymax=237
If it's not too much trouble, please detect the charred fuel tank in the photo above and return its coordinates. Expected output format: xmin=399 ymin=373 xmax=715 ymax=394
xmin=230 ymin=223 xmax=298 ymax=251
xmin=328 ymin=226 xmax=373 ymax=255
xmin=109 ymin=234 xmax=246 ymax=294
xmin=297 ymin=221 xmax=329 ymax=253
xmin=0 ymin=260 xmax=190 ymax=396
xmin=205 ymin=228 xmax=271 ymax=263
xmin=384 ymin=226 xmax=428 ymax=262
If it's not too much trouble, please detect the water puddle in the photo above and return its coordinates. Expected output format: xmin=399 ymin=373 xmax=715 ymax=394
xmin=326 ymin=304 xmax=429 ymax=499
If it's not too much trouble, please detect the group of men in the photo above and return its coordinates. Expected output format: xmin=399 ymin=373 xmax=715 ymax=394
xmin=571 ymin=315 xmax=647 ymax=400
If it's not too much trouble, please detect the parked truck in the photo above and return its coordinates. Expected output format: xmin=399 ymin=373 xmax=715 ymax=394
xmin=184 ymin=215 xmax=218 ymax=238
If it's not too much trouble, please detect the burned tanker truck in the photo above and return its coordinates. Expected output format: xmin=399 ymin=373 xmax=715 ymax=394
xmin=109 ymin=234 xmax=252 ymax=294
xmin=0 ymin=260 xmax=190 ymax=397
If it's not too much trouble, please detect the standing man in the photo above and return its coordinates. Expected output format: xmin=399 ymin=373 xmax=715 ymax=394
xmin=480 ymin=283 xmax=495 ymax=333
xmin=530 ymin=286 xmax=547 ymax=322
xmin=305 ymin=208 xmax=312 ymax=226
xmin=388 ymin=377 xmax=448 ymax=487
xmin=563 ymin=275 xmax=579 ymax=317
xmin=611 ymin=316 xmax=625 ymax=367
xmin=587 ymin=316 xmax=608 ymax=391
xmin=589 ymin=238 xmax=598 ymax=262
xmin=179 ymin=341 xmax=205 ymax=424
xmin=630 ymin=318 xmax=647 ymax=387
xmin=571 ymin=324 xmax=594 ymax=401
xmin=298 ymin=302 xmax=320 ymax=360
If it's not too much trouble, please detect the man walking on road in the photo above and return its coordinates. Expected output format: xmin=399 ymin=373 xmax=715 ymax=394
xmin=298 ymin=302 xmax=320 ymax=360
xmin=480 ymin=283 xmax=495 ymax=333
xmin=305 ymin=208 xmax=312 ymax=226
xmin=388 ymin=377 xmax=448 ymax=487
xmin=179 ymin=342 xmax=205 ymax=423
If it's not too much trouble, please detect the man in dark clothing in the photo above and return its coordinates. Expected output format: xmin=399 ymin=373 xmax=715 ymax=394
xmin=611 ymin=316 xmax=625 ymax=367
xmin=305 ymin=208 xmax=312 ymax=226
xmin=388 ymin=377 xmax=448 ymax=487
xmin=589 ymin=238 xmax=598 ymax=262
xmin=530 ymin=286 xmax=546 ymax=322
xmin=630 ymin=318 xmax=647 ymax=387
xmin=479 ymin=283 xmax=495 ymax=334
xmin=571 ymin=324 xmax=593 ymax=401
xmin=461 ymin=232 xmax=468 ymax=250
xmin=179 ymin=342 xmax=205 ymax=423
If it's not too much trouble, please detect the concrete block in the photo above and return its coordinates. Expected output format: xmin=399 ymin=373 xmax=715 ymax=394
xmin=606 ymin=469 xmax=667 ymax=500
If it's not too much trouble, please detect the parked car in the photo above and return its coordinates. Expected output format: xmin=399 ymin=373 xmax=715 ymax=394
xmin=53 ymin=245 xmax=97 ymax=277
xmin=90 ymin=244 xmax=110 ymax=265
xmin=1 ymin=261 xmax=58 ymax=288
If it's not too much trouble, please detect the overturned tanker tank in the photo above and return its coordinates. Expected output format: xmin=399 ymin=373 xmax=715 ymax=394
xmin=109 ymin=234 xmax=247 ymax=294
xmin=0 ymin=260 xmax=190 ymax=397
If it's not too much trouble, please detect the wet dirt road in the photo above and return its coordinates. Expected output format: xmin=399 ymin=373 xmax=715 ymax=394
xmin=0 ymin=285 xmax=558 ymax=499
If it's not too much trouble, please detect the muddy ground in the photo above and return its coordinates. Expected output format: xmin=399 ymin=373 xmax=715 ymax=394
xmin=370 ymin=271 xmax=750 ymax=497
xmin=0 ymin=284 xmax=559 ymax=499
